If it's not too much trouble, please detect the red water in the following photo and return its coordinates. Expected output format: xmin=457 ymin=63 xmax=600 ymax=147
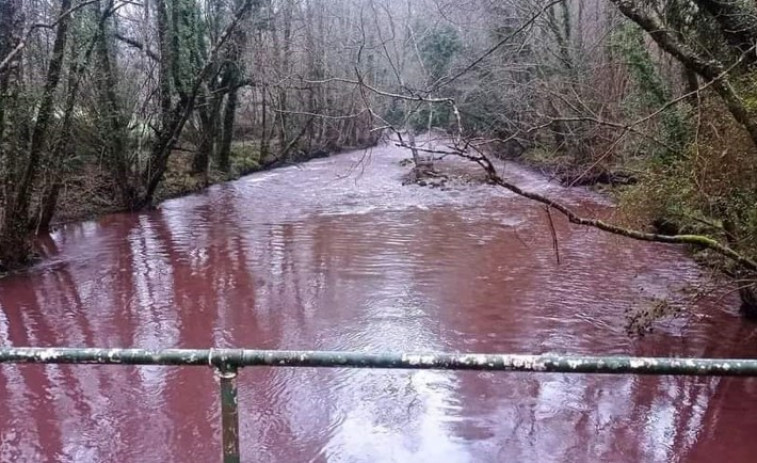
xmin=1 ymin=142 xmax=757 ymax=462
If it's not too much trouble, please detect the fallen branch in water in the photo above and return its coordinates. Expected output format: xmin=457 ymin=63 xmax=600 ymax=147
xmin=395 ymin=137 xmax=757 ymax=272
xmin=489 ymin=171 xmax=757 ymax=272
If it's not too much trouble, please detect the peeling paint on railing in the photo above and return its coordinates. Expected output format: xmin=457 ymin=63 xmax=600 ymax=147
xmin=2 ymin=347 xmax=757 ymax=376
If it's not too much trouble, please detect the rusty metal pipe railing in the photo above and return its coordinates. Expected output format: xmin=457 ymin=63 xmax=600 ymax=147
xmin=3 ymin=347 xmax=757 ymax=462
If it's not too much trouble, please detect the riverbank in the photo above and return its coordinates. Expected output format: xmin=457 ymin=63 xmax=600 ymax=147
xmin=502 ymin=147 xmax=638 ymax=188
xmin=0 ymin=140 xmax=373 ymax=276
xmin=50 ymin=141 xmax=373 ymax=229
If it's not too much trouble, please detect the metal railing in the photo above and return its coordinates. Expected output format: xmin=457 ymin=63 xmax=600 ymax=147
xmin=2 ymin=347 xmax=757 ymax=462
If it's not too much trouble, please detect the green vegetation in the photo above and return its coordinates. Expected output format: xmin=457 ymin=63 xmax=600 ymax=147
xmin=610 ymin=23 xmax=691 ymax=162
xmin=229 ymin=142 xmax=262 ymax=177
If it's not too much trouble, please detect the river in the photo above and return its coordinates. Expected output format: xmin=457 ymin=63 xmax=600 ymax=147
xmin=0 ymin=141 xmax=756 ymax=462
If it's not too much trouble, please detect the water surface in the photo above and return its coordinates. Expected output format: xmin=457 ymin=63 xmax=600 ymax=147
xmin=1 ymin=142 xmax=755 ymax=462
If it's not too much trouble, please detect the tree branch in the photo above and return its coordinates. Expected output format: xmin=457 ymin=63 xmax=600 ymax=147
xmin=114 ymin=32 xmax=159 ymax=61
xmin=609 ymin=0 xmax=757 ymax=148
xmin=397 ymin=136 xmax=757 ymax=272
xmin=0 ymin=0 xmax=100 ymax=74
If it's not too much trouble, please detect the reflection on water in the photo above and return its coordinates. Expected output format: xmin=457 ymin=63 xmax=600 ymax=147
xmin=1 ymin=142 xmax=757 ymax=462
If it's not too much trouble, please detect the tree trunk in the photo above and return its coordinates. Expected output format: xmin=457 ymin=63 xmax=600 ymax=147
xmin=218 ymin=87 xmax=239 ymax=172
xmin=1 ymin=0 xmax=72 ymax=268
xmin=271 ymin=0 xmax=293 ymax=148
xmin=188 ymin=2 xmax=218 ymax=176
xmin=35 ymin=5 xmax=94 ymax=233
xmin=260 ymin=84 xmax=270 ymax=159
xmin=684 ymin=68 xmax=699 ymax=107
xmin=0 ymin=0 xmax=22 ymax=203
xmin=407 ymin=128 xmax=421 ymax=165
xmin=11 ymin=0 xmax=72 ymax=228
xmin=0 ymin=1 xmax=19 ymax=143
xmin=157 ymin=0 xmax=173 ymax=130
xmin=192 ymin=109 xmax=215 ymax=175
xmin=36 ymin=181 xmax=62 ymax=233
xmin=192 ymin=86 xmax=223 ymax=175
xmin=96 ymin=0 xmax=133 ymax=207
xmin=136 ymin=0 xmax=188 ymax=208
xmin=215 ymin=0 xmax=246 ymax=173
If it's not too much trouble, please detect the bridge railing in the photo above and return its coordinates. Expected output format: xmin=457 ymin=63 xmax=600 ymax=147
xmin=2 ymin=347 xmax=757 ymax=462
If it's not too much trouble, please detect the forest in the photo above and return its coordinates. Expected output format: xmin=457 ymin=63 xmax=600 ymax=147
xmin=2 ymin=0 xmax=757 ymax=318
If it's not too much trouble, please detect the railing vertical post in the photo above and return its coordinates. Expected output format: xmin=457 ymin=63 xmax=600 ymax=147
xmin=218 ymin=366 xmax=240 ymax=463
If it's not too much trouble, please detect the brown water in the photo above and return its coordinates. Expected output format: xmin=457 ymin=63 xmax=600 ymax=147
xmin=1 ymin=142 xmax=757 ymax=462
